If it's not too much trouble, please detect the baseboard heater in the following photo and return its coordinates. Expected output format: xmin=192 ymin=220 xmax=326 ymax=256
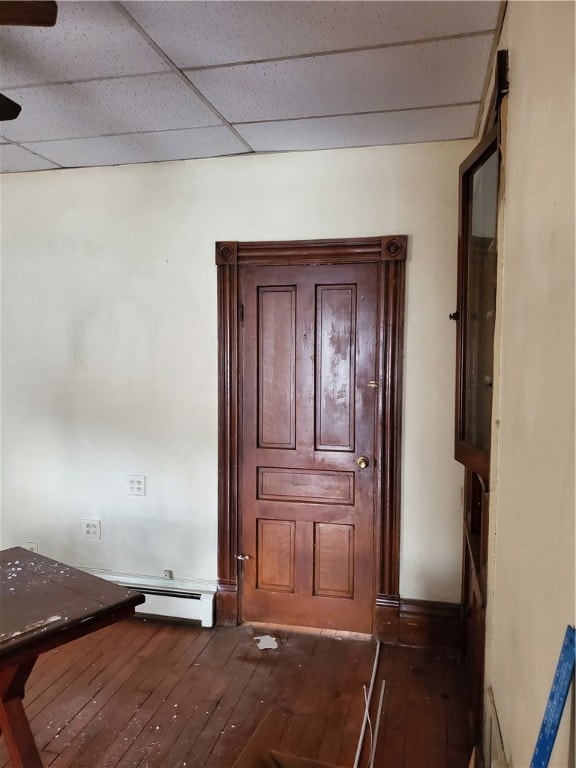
xmin=82 ymin=569 xmax=216 ymax=628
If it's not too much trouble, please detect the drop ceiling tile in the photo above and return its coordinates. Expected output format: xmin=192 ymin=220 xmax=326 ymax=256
xmin=0 ymin=1 xmax=170 ymax=89
xmin=187 ymin=36 xmax=493 ymax=123
xmin=0 ymin=143 xmax=60 ymax=173
xmin=22 ymin=126 xmax=249 ymax=168
xmin=127 ymin=1 xmax=501 ymax=68
xmin=0 ymin=74 xmax=222 ymax=144
xmin=235 ymin=105 xmax=479 ymax=152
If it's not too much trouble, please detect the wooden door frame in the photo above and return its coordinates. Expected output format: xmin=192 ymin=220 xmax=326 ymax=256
xmin=215 ymin=236 xmax=407 ymax=630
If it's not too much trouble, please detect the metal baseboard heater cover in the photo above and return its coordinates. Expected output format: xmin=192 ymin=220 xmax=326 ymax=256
xmin=83 ymin=569 xmax=216 ymax=628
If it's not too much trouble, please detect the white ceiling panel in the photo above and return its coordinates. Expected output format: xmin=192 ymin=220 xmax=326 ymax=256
xmin=126 ymin=1 xmax=500 ymax=68
xmin=235 ymin=104 xmax=479 ymax=153
xmin=0 ymin=1 xmax=504 ymax=172
xmin=0 ymin=142 xmax=60 ymax=173
xmin=187 ymin=35 xmax=493 ymax=123
xmin=22 ymin=126 xmax=249 ymax=169
xmin=1 ymin=73 xmax=224 ymax=143
xmin=0 ymin=2 xmax=170 ymax=89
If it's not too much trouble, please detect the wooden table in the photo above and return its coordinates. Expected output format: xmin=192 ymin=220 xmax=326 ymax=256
xmin=0 ymin=547 xmax=145 ymax=768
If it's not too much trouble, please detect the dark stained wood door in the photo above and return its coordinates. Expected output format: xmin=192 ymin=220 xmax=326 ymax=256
xmin=238 ymin=262 xmax=378 ymax=632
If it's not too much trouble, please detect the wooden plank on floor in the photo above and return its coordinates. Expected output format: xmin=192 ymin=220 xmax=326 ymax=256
xmin=125 ymin=626 xmax=248 ymax=768
xmin=316 ymin=690 xmax=352 ymax=766
xmin=33 ymin=620 xmax=154 ymax=750
xmin=278 ymin=712 xmax=307 ymax=756
xmin=229 ymin=707 xmax=290 ymax=768
xmin=0 ymin=619 xmax=474 ymax=768
xmin=195 ymin=645 xmax=276 ymax=765
xmin=46 ymin=623 xmax=186 ymax=768
xmin=25 ymin=621 xmax=137 ymax=721
xmin=70 ymin=623 xmax=209 ymax=767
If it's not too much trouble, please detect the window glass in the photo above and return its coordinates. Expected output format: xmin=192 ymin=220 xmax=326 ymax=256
xmin=464 ymin=149 xmax=498 ymax=452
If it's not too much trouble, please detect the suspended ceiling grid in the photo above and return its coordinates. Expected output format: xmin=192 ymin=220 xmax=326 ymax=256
xmin=0 ymin=1 xmax=503 ymax=173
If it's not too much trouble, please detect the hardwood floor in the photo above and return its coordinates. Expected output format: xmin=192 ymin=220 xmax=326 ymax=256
xmin=0 ymin=618 xmax=473 ymax=768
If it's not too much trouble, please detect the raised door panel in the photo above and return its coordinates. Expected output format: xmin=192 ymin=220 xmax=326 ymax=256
xmin=257 ymin=519 xmax=295 ymax=593
xmin=258 ymin=286 xmax=296 ymax=449
xmin=313 ymin=523 xmax=354 ymax=598
xmin=315 ymin=285 xmax=356 ymax=451
xmin=257 ymin=468 xmax=355 ymax=505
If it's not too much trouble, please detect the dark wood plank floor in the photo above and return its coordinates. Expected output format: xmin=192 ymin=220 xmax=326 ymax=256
xmin=0 ymin=618 xmax=473 ymax=768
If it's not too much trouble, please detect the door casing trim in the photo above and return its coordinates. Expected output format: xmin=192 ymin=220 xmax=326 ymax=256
xmin=215 ymin=236 xmax=407 ymax=627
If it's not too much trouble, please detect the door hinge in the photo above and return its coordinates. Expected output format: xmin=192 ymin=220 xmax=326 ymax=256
xmin=239 ymin=304 xmax=244 ymax=323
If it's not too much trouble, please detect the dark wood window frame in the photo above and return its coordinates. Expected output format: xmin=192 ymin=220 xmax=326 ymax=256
xmin=455 ymin=48 xmax=508 ymax=750
xmin=454 ymin=124 xmax=500 ymax=479
xmin=215 ymin=236 xmax=407 ymax=627
xmin=455 ymin=48 xmax=508 ymax=479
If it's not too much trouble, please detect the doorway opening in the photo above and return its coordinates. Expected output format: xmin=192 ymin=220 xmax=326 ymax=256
xmin=215 ymin=236 xmax=407 ymax=632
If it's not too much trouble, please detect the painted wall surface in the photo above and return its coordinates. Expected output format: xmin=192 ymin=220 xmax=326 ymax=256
xmin=486 ymin=3 xmax=575 ymax=766
xmin=1 ymin=140 xmax=472 ymax=601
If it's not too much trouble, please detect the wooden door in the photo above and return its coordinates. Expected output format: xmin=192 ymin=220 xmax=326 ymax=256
xmin=238 ymin=262 xmax=378 ymax=632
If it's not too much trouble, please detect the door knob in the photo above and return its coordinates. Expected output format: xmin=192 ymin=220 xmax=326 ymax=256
xmin=356 ymin=456 xmax=369 ymax=469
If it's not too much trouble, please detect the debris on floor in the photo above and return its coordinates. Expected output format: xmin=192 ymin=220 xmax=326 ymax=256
xmin=254 ymin=634 xmax=279 ymax=650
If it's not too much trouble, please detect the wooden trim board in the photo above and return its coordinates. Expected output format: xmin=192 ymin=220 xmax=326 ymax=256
xmin=375 ymin=594 xmax=465 ymax=651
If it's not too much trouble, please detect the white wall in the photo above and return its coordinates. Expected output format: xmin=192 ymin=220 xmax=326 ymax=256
xmin=486 ymin=3 xmax=575 ymax=766
xmin=0 ymin=140 xmax=472 ymax=601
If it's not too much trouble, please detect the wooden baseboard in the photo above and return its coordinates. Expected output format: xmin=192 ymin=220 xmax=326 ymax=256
xmin=374 ymin=594 xmax=400 ymax=643
xmin=375 ymin=594 xmax=464 ymax=651
xmin=217 ymin=586 xmax=464 ymax=650
xmin=216 ymin=580 xmax=238 ymax=626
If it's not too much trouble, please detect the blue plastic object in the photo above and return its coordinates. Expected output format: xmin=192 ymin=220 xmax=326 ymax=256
xmin=530 ymin=625 xmax=575 ymax=768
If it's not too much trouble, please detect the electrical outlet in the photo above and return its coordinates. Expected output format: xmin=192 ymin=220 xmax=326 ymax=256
xmin=127 ymin=475 xmax=146 ymax=496
xmin=25 ymin=541 xmax=38 ymax=553
xmin=82 ymin=519 xmax=101 ymax=540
